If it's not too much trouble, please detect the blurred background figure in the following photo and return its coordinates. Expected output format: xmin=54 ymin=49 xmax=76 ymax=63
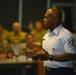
xmin=9 ymin=22 xmax=27 ymax=44
xmin=22 ymin=22 xmax=34 ymax=33
xmin=20 ymin=33 xmax=41 ymax=75
xmin=0 ymin=24 xmax=9 ymax=41
xmin=20 ymin=33 xmax=41 ymax=55
xmin=9 ymin=22 xmax=27 ymax=56
xmin=30 ymin=20 xmax=46 ymax=43
xmin=0 ymin=40 xmax=13 ymax=60
xmin=28 ymin=22 xmax=35 ymax=33
xmin=24 ymin=22 xmax=35 ymax=33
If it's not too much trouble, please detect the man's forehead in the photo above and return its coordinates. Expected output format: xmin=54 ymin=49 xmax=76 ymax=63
xmin=45 ymin=9 xmax=53 ymax=16
xmin=48 ymin=9 xmax=52 ymax=11
xmin=13 ymin=23 xmax=20 ymax=27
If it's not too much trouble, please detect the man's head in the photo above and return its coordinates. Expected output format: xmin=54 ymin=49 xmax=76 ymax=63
xmin=43 ymin=8 xmax=62 ymax=30
xmin=26 ymin=34 xmax=35 ymax=44
xmin=13 ymin=22 xmax=20 ymax=33
xmin=35 ymin=20 xmax=43 ymax=31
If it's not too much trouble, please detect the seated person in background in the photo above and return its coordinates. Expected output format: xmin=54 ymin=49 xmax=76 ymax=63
xmin=24 ymin=22 xmax=35 ymax=33
xmin=9 ymin=22 xmax=27 ymax=44
xmin=20 ymin=33 xmax=41 ymax=55
xmin=20 ymin=33 xmax=41 ymax=75
xmin=0 ymin=40 xmax=13 ymax=60
xmin=30 ymin=20 xmax=46 ymax=43
xmin=9 ymin=22 xmax=27 ymax=56
xmin=0 ymin=24 xmax=9 ymax=41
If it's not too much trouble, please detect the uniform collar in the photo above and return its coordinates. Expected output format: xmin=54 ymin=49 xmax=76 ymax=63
xmin=47 ymin=29 xmax=51 ymax=33
xmin=53 ymin=24 xmax=63 ymax=36
xmin=47 ymin=24 xmax=63 ymax=36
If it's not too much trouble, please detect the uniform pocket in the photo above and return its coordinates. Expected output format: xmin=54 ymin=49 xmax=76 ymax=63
xmin=54 ymin=39 xmax=62 ymax=46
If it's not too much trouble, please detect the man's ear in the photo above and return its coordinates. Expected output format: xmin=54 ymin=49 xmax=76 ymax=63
xmin=53 ymin=18 xmax=57 ymax=23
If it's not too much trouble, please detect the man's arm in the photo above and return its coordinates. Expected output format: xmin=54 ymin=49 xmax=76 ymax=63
xmin=34 ymin=49 xmax=76 ymax=61
xmin=52 ymin=53 xmax=76 ymax=62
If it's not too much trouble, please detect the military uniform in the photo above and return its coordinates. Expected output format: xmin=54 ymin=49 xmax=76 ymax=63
xmin=19 ymin=42 xmax=41 ymax=75
xmin=9 ymin=31 xmax=27 ymax=44
xmin=0 ymin=29 xmax=9 ymax=41
xmin=19 ymin=42 xmax=41 ymax=55
xmin=42 ymin=25 xmax=76 ymax=75
xmin=10 ymin=43 xmax=25 ymax=55
xmin=0 ymin=40 xmax=13 ymax=55
xmin=18 ymin=43 xmax=31 ymax=55
xmin=30 ymin=29 xmax=46 ymax=43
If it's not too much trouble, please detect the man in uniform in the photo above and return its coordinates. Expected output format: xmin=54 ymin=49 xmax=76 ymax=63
xmin=0 ymin=24 xmax=9 ymax=41
xmin=9 ymin=22 xmax=27 ymax=44
xmin=20 ymin=33 xmax=41 ymax=55
xmin=25 ymin=8 xmax=76 ymax=75
xmin=9 ymin=22 xmax=27 ymax=55
xmin=0 ymin=40 xmax=13 ymax=59
xmin=30 ymin=20 xmax=46 ymax=43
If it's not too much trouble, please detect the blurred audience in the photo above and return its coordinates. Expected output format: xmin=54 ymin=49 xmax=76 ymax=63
xmin=9 ymin=22 xmax=27 ymax=44
xmin=26 ymin=22 xmax=35 ymax=33
xmin=8 ymin=22 xmax=27 ymax=56
xmin=25 ymin=33 xmax=41 ymax=49
xmin=19 ymin=33 xmax=41 ymax=75
xmin=30 ymin=20 xmax=46 ymax=43
xmin=28 ymin=22 xmax=34 ymax=32
xmin=0 ymin=40 xmax=13 ymax=60
xmin=20 ymin=33 xmax=41 ymax=55
xmin=0 ymin=24 xmax=9 ymax=41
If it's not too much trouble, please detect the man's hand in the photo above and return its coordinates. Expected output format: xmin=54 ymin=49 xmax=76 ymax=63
xmin=24 ymin=48 xmax=50 ymax=60
xmin=7 ymin=52 xmax=13 ymax=58
xmin=24 ymin=49 xmax=36 ymax=58
xmin=0 ymin=53 xmax=7 ymax=60
xmin=34 ymin=49 xmax=50 ymax=60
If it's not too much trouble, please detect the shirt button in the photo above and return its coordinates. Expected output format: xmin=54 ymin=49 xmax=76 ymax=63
xmin=52 ymin=48 xmax=55 ymax=51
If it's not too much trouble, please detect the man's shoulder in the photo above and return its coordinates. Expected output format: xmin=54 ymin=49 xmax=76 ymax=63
xmin=60 ymin=28 xmax=75 ymax=40
xmin=60 ymin=27 xmax=72 ymax=36
xmin=20 ymin=31 xmax=27 ymax=36
xmin=9 ymin=31 xmax=14 ymax=36
xmin=20 ymin=31 xmax=26 ymax=34
xmin=10 ymin=31 xmax=14 ymax=33
xmin=2 ymin=29 xmax=8 ymax=32
xmin=30 ymin=29 xmax=36 ymax=33
xmin=30 ymin=29 xmax=37 ymax=35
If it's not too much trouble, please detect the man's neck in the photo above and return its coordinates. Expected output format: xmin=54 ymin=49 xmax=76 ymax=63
xmin=49 ymin=24 xmax=59 ymax=32
xmin=49 ymin=26 xmax=56 ymax=32
xmin=14 ymin=31 xmax=20 ymax=34
xmin=36 ymin=29 xmax=42 ymax=32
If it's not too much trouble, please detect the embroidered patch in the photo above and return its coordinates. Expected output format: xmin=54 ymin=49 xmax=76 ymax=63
xmin=68 ymin=37 xmax=75 ymax=48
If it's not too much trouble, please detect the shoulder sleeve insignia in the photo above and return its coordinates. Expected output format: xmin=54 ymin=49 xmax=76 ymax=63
xmin=68 ymin=37 xmax=75 ymax=48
